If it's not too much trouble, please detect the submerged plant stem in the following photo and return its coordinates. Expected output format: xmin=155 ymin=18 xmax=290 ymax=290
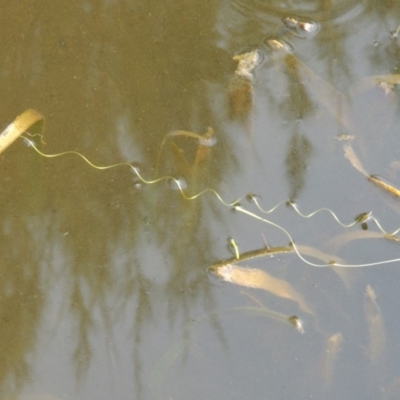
xmin=209 ymin=245 xmax=293 ymax=271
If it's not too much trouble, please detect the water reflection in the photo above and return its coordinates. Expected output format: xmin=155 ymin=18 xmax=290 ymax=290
xmin=1 ymin=0 xmax=400 ymax=399
xmin=285 ymin=132 xmax=313 ymax=200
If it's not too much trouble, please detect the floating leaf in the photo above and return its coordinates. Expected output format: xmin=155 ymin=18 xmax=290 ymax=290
xmin=322 ymin=332 xmax=343 ymax=385
xmin=365 ymin=285 xmax=385 ymax=363
xmin=343 ymin=143 xmax=368 ymax=176
xmin=344 ymin=144 xmax=400 ymax=198
xmin=210 ymin=263 xmax=313 ymax=314
xmin=0 ymin=109 xmax=44 ymax=155
xmin=367 ymin=175 xmax=400 ymax=199
xmin=286 ymin=54 xmax=353 ymax=131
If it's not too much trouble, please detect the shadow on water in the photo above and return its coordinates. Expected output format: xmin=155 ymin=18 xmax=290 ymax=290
xmin=1 ymin=0 xmax=400 ymax=399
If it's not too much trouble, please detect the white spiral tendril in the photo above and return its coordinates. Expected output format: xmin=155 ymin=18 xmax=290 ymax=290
xmin=25 ymin=136 xmax=400 ymax=268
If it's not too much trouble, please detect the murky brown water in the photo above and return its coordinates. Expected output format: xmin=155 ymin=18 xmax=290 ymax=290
xmin=1 ymin=1 xmax=400 ymax=399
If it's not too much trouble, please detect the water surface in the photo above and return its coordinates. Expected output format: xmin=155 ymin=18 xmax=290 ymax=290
xmin=1 ymin=1 xmax=400 ymax=399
